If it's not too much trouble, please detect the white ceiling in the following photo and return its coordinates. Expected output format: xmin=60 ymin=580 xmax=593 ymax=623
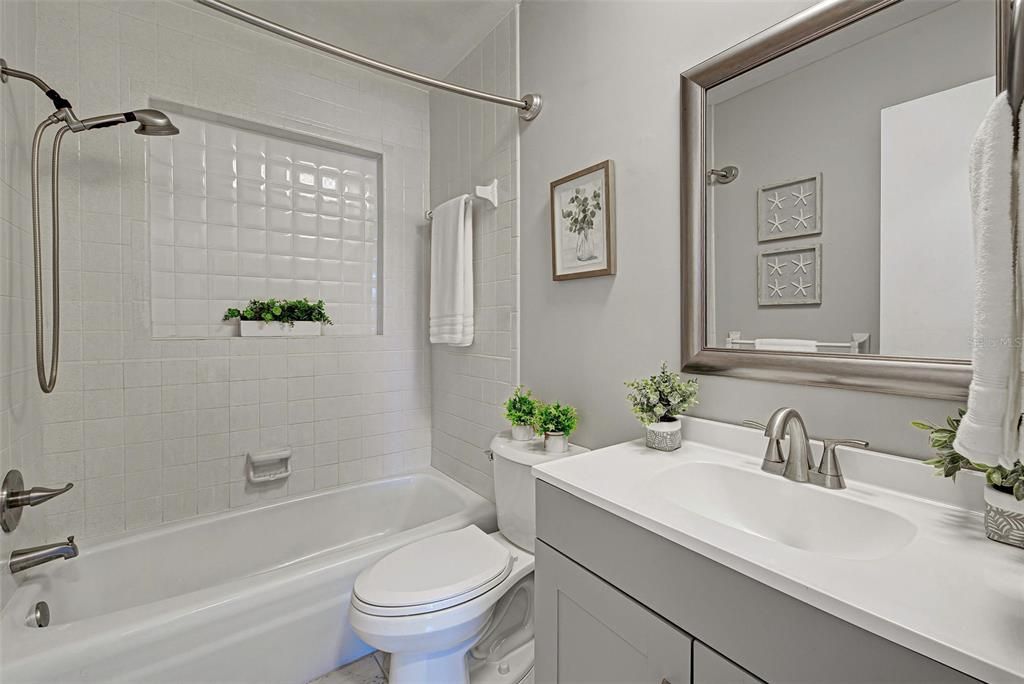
xmin=235 ymin=0 xmax=517 ymax=80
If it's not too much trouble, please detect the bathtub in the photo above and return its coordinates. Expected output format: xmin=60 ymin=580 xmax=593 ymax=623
xmin=0 ymin=470 xmax=495 ymax=684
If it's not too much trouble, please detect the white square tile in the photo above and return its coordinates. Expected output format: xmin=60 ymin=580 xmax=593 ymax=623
xmin=238 ymin=179 xmax=266 ymax=205
xmin=206 ymin=173 xmax=237 ymax=201
xmin=207 ymin=224 xmax=238 ymax=251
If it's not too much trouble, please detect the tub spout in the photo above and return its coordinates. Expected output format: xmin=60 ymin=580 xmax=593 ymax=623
xmin=9 ymin=536 xmax=78 ymax=574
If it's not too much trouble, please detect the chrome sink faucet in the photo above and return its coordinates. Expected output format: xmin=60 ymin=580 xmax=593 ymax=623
xmin=744 ymin=408 xmax=868 ymax=490
xmin=9 ymin=536 xmax=78 ymax=574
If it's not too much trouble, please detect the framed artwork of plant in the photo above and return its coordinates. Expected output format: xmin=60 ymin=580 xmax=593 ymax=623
xmin=549 ymin=160 xmax=616 ymax=280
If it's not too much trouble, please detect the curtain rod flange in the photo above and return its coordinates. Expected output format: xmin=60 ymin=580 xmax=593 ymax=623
xmin=520 ymin=93 xmax=543 ymax=121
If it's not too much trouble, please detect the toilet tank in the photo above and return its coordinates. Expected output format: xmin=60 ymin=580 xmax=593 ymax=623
xmin=490 ymin=431 xmax=588 ymax=552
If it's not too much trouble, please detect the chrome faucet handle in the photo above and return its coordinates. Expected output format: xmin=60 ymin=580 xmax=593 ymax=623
xmin=10 ymin=483 xmax=74 ymax=508
xmin=814 ymin=439 xmax=869 ymax=490
xmin=1 ymin=470 xmax=75 ymax=533
xmin=743 ymin=419 xmax=786 ymax=471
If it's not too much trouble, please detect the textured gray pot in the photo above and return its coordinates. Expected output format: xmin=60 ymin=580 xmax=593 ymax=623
xmin=984 ymin=485 xmax=1024 ymax=549
xmin=645 ymin=419 xmax=682 ymax=452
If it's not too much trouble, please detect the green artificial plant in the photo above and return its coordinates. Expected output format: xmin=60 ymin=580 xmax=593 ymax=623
xmin=224 ymin=298 xmax=333 ymax=327
xmin=624 ymin=362 xmax=699 ymax=425
xmin=912 ymin=409 xmax=1023 ymax=501
xmin=504 ymin=386 xmax=539 ymax=428
xmin=532 ymin=402 xmax=579 ymax=437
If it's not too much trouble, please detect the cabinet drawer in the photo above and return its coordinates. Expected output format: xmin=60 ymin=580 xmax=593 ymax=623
xmin=535 ymin=540 xmax=692 ymax=684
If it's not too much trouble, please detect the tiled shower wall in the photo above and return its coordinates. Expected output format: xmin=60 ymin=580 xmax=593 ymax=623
xmin=429 ymin=9 xmax=520 ymax=500
xmin=0 ymin=0 xmax=432 ymax=545
xmin=0 ymin=0 xmax=41 ymax=601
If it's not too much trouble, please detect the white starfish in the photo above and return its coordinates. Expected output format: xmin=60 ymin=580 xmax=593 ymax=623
xmin=791 ymin=276 xmax=811 ymax=297
xmin=767 ymin=191 xmax=785 ymax=210
xmin=791 ymin=253 xmax=812 ymax=274
xmin=767 ymin=257 xmax=785 ymax=276
xmin=791 ymin=208 xmax=814 ymax=230
xmin=767 ymin=213 xmax=789 ymax=233
xmin=768 ymin=278 xmax=787 ymax=298
xmin=791 ymin=184 xmax=814 ymax=206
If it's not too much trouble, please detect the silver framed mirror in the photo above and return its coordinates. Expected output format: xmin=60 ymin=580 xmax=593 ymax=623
xmin=682 ymin=0 xmax=1012 ymax=400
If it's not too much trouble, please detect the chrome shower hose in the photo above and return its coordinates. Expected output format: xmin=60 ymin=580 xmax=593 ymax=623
xmin=29 ymin=116 xmax=68 ymax=394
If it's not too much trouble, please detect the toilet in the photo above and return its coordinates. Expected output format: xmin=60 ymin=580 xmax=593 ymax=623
xmin=349 ymin=431 xmax=586 ymax=684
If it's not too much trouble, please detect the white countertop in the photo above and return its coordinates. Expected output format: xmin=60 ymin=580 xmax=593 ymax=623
xmin=533 ymin=417 xmax=1024 ymax=684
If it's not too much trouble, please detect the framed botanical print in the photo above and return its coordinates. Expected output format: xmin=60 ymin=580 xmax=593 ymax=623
xmin=550 ymin=160 xmax=616 ymax=280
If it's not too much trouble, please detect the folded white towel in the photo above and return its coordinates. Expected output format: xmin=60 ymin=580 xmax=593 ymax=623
xmin=955 ymin=93 xmax=1017 ymax=469
xmin=429 ymin=195 xmax=474 ymax=347
xmin=753 ymin=338 xmax=818 ymax=352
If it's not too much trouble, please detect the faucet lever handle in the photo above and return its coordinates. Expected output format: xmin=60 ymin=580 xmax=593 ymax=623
xmin=817 ymin=439 xmax=869 ymax=489
xmin=822 ymin=438 xmax=869 ymax=452
xmin=10 ymin=482 xmax=74 ymax=508
xmin=744 ymin=419 xmax=786 ymax=468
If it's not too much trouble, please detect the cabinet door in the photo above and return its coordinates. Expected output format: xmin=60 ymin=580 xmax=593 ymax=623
xmin=693 ymin=642 xmax=764 ymax=684
xmin=535 ymin=540 xmax=692 ymax=684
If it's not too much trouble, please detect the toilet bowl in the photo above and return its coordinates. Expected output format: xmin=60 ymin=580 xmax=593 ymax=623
xmin=350 ymin=527 xmax=534 ymax=683
xmin=349 ymin=432 xmax=586 ymax=684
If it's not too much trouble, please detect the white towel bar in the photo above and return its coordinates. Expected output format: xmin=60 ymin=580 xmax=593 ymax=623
xmin=425 ymin=179 xmax=499 ymax=221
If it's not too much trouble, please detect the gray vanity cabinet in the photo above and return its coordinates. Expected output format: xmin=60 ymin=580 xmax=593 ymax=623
xmin=535 ymin=481 xmax=979 ymax=684
xmin=535 ymin=541 xmax=692 ymax=684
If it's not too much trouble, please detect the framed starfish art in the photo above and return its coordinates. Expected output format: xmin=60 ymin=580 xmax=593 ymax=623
xmin=757 ymin=243 xmax=822 ymax=306
xmin=756 ymin=174 xmax=822 ymax=242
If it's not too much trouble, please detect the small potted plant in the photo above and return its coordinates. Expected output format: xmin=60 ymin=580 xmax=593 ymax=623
xmin=532 ymin=402 xmax=578 ymax=454
xmin=625 ymin=362 xmax=699 ymax=452
xmin=913 ymin=410 xmax=1024 ymax=549
xmin=504 ymin=386 xmax=539 ymax=441
xmin=224 ymin=298 xmax=333 ymax=337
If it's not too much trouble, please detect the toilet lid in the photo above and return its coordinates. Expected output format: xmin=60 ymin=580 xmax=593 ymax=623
xmin=353 ymin=526 xmax=513 ymax=615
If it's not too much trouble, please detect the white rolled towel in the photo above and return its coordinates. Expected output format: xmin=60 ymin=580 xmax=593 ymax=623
xmin=954 ymin=93 xmax=1017 ymax=469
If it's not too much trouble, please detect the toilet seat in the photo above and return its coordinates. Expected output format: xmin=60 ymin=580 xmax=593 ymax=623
xmin=353 ymin=526 xmax=514 ymax=617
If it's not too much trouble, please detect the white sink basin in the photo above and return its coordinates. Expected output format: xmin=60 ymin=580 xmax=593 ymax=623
xmin=650 ymin=462 xmax=916 ymax=560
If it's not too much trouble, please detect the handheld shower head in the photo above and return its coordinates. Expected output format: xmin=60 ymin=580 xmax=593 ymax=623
xmin=78 ymin=108 xmax=179 ymax=136
xmin=127 ymin=109 xmax=179 ymax=136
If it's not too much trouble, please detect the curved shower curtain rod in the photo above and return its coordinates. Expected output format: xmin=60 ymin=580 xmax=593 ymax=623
xmin=193 ymin=0 xmax=543 ymax=121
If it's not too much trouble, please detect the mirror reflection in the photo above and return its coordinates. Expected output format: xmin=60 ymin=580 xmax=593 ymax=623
xmin=704 ymin=0 xmax=996 ymax=360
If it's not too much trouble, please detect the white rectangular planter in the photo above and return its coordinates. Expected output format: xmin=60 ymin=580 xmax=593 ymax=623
xmin=240 ymin=321 xmax=322 ymax=337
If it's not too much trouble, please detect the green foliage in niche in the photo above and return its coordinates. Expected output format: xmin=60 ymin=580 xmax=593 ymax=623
xmin=223 ymin=298 xmax=333 ymax=326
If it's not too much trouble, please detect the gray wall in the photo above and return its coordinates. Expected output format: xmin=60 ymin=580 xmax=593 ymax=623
xmin=710 ymin=0 xmax=993 ymax=351
xmin=520 ymin=0 xmax=965 ymax=458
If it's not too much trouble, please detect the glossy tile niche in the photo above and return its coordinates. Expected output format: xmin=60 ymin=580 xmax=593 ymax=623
xmin=149 ymin=110 xmax=381 ymax=338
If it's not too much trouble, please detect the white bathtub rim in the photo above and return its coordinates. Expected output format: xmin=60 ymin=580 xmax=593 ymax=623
xmin=45 ymin=469 xmax=477 ymax=550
